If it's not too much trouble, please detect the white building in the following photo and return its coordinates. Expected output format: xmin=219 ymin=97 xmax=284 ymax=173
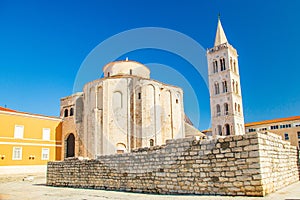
xmin=60 ymin=60 xmax=202 ymax=158
xmin=207 ymin=17 xmax=245 ymax=136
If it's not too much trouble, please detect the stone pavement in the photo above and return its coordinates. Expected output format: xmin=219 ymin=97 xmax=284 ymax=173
xmin=0 ymin=174 xmax=299 ymax=200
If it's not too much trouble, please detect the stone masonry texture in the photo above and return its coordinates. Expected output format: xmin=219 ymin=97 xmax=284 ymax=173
xmin=47 ymin=132 xmax=299 ymax=196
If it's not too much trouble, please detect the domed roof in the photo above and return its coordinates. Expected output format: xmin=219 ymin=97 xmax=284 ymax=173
xmin=102 ymin=60 xmax=150 ymax=79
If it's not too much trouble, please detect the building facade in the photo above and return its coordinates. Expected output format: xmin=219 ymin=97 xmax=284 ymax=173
xmin=61 ymin=60 xmax=201 ymax=158
xmin=245 ymin=116 xmax=300 ymax=148
xmin=0 ymin=106 xmax=62 ymax=166
xmin=207 ymin=18 xmax=245 ymax=136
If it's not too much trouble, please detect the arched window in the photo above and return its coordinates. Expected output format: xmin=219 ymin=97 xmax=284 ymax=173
xmin=220 ymin=58 xmax=226 ymax=71
xmin=64 ymin=109 xmax=68 ymax=117
xmin=150 ymin=139 xmax=154 ymax=147
xmin=70 ymin=108 xmax=74 ymax=116
xmin=216 ymin=104 xmax=221 ymax=116
xmin=130 ymin=69 xmax=133 ymax=75
xmin=235 ymin=103 xmax=237 ymax=112
xmin=232 ymin=80 xmax=235 ymax=93
xmin=107 ymin=72 xmax=110 ymax=77
xmin=230 ymin=57 xmax=233 ymax=69
xmin=222 ymin=81 xmax=228 ymax=93
xmin=233 ymin=61 xmax=236 ymax=73
xmin=116 ymin=143 xmax=126 ymax=154
xmin=224 ymin=103 xmax=229 ymax=115
xmin=236 ymin=83 xmax=239 ymax=94
xmin=238 ymin=104 xmax=241 ymax=113
xmin=66 ymin=133 xmax=75 ymax=158
xmin=213 ymin=60 xmax=218 ymax=73
xmin=217 ymin=125 xmax=222 ymax=135
xmin=214 ymin=82 xmax=220 ymax=95
xmin=225 ymin=124 xmax=230 ymax=136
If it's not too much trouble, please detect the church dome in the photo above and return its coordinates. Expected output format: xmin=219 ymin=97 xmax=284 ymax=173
xmin=102 ymin=60 xmax=150 ymax=79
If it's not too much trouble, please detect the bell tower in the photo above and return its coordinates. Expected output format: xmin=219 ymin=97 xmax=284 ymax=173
xmin=207 ymin=17 xmax=245 ymax=136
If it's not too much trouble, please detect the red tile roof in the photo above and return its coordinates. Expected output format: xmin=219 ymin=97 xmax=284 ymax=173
xmin=245 ymin=116 xmax=300 ymax=127
xmin=0 ymin=106 xmax=16 ymax=113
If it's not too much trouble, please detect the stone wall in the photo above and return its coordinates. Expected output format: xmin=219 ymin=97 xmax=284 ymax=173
xmin=47 ymin=132 xmax=299 ymax=196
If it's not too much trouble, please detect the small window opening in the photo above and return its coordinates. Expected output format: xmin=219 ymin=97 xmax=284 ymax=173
xmin=138 ymin=93 xmax=141 ymax=99
xmin=130 ymin=69 xmax=132 ymax=75
xmin=150 ymin=139 xmax=154 ymax=147
xmin=70 ymin=108 xmax=74 ymax=116
xmin=64 ymin=109 xmax=68 ymax=117
xmin=176 ymin=99 xmax=178 ymax=104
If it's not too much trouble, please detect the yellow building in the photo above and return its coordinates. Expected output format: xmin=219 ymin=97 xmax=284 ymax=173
xmin=0 ymin=106 xmax=62 ymax=166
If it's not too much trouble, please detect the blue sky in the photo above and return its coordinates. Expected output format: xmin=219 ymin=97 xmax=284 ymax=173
xmin=0 ymin=0 xmax=299 ymax=130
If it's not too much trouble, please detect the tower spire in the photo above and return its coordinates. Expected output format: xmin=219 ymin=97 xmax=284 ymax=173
xmin=214 ymin=16 xmax=228 ymax=47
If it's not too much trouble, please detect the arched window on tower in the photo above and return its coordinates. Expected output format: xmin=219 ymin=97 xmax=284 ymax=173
xmin=217 ymin=125 xmax=222 ymax=135
xmin=220 ymin=58 xmax=226 ymax=71
xmin=70 ymin=108 xmax=74 ymax=116
xmin=213 ymin=60 xmax=218 ymax=73
xmin=216 ymin=104 xmax=221 ymax=116
xmin=238 ymin=104 xmax=241 ymax=113
xmin=64 ymin=109 xmax=68 ymax=117
xmin=236 ymin=83 xmax=239 ymax=94
xmin=214 ymin=82 xmax=220 ymax=95
xmin=224 ymin=103 xmax=229 ymax=115
xmin=222 ymin=81 xmax=228 ymax=93
xmin=233 ymin=60 xmax=237 ymax=73
xmin=235 ymin=103 xmax=237 ymax=112
xmin=230 ymin=57 xmax=233 ymax=69
xmin=232 ymin=80 xmax=235 ymax=93
xmin=225 ymin=124 xmax=230 ymax=136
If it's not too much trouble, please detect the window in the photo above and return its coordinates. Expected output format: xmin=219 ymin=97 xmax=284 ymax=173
xmin=224 ymin=103 xmax=229 ymax=115
xmin=270 ymin=125 xmax=279 ymax=130
xmin=150 ymin=139 xmax=154 ymax=147
xmin=70 ymin=108 xmax=74 ymax=116
xmin=225 ymin=124 xmax=230 ymax=135
xmin=107 ymin=72 xmax=110 ymax=77
xmin=42 ymin=128 xmax=50 ymax=140
xmin=236 ymin=83 xmax=239 ymax=94
xmin=220 ymin=58 xmax=226 ymax=71
xmin=217 ymin=125 xmax=222 ymax=135
xmin=280 ymin=124 xmax=291 ymax=129
xmin=12 ymin=147 xmax=22 ymax=160
xmin=233 ymin=61 xmax=236 ymax=73
xmin=238 ymin=104 xmax=241 ymax=113
xmin=130 ymin=69 xmax=132 ymax=75
xmin=64 ymin=109 xmax=68 ymax=117
xmin=14 ymin=125 xmax=24 ymax=139
xmin=284 ymin=133 xmax=289 ymax=140
xmin=213 ymin=60 xmax=218 ymax=73
xmin=235 ymin=103 xmax=237 ymax=112
xmin=176 ymin=99 xmax=178 ymax=104
xmin=259 ymin=127 xmax=267 ymax=131
xmin=297 ymin=132 xmax=300 ymax=139
xmin=41 ymin=148 xmax=49 ymax=160
xmin=216 ymin=104 xmax=221 ymax=116
xmin=138 ymin=92 xmax=141 ymax=99
xmin=232 ymin=80 xmax=235 ymax=93
xmin=248 ymin=128 xmax=256 ymax=133
xmin=222 ymin=81 xmax=228 ymax=93
xmin=214 ymin=83 xmax=220 ymax=95
xmin=230 ymin=58 xmax=233 ymax=69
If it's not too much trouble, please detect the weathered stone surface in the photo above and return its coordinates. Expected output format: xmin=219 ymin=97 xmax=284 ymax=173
xmin=47 ymin=132 xmax=299 ymax=197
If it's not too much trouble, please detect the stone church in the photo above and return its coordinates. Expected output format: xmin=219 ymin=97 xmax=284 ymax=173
xmin=60 ymin=59 xmax=202 ymax=158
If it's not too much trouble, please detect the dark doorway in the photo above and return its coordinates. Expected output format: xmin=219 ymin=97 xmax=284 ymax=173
xmin=225 ymin=124 xmax=230 ymax=136
xmin=66 ymin=133 xmax=75 ymax=158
